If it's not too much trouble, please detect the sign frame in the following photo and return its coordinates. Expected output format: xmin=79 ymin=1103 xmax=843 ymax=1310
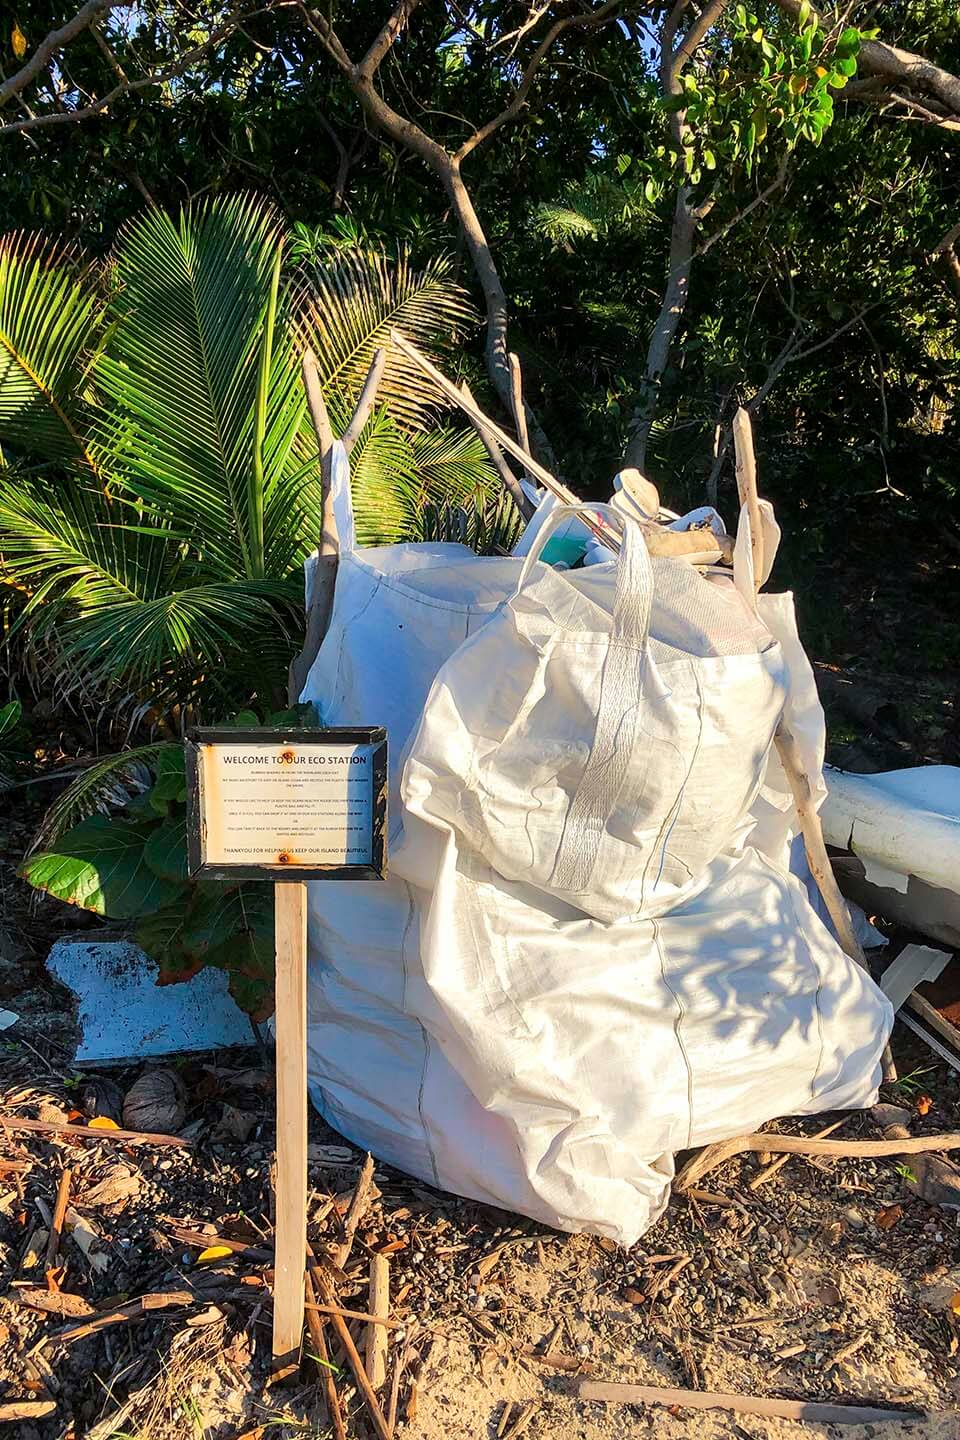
xmin=184 ymin=725 xmax=387 ymax=882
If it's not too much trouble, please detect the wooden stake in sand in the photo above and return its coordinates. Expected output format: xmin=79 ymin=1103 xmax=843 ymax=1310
xmin=272 ymin=880 xmax=308 ymax=1367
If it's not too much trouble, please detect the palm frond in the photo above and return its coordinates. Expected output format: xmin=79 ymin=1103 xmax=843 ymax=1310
xmin=93 ymin=194 xmax=306 ymax=581
xmin=294 ymin=247 xmax=477 ymax=432
xmin=31 ymin=744 xmax=168 ymax=851
xmin=0 ymin=233 xmax=103 ymax=469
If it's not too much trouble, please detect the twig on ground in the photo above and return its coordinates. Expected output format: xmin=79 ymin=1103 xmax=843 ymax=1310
xmin=1 ymin=1113 xmax=189 ymax=1147
xmin=333 ymin=1151 xmax=377 ymax=1268
xmin=748 ymin=1119 xmax=845 ymax=1191
xmin=44 ymin=1165 xmax=72 ymax=1270
xmin=577 ymin=1379 xmax=921 ymax=1424
xmin=675 ymin=1129 xmax=960 ymax=1191
xmin=305 ymin=1268 xmax=347 ymax=1440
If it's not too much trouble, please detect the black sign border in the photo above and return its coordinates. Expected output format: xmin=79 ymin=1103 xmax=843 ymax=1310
xmin=185 ymin=726 xmax=387 ymax=882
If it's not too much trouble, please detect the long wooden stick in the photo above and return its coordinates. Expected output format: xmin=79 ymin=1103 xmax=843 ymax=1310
xmin=460 ymin=379 xmax=535 ymax=520
xmin=729 ymin=405 xmax=895 ymax=1081
xmin=0 ymin=1114 xmax=188 ymax=1147
xmin=272 ymin=881 xmax=308 ymax=1367
xmin=578 ymin=1379 xmax=922 ymax=1425
xmin=732 ymin=405 xmax=764 ymax=585
xmin=507 ymin=352 xmax=531 ymax=457
xmin=344 ymin=347 xmax=386 ymax=453
xmin=310 ymin=1260 xmax=393 ymax=1440
xmin=305 ymin=1269 xmax=347 ymax=1440
xmin=302 ymin=348 xmax=337 ymax=555
xmin=748 ymin=1118 xmax=845 ymax=1191
xmin=674 ymin=1128 xmax=960 ymax=1191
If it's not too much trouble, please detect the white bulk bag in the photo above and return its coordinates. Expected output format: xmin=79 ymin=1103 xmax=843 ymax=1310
xmin=402 ymin=505 xmax=788 ymax=921
xmin=304 ymin=836 xmax=892 ymax=1246
xmin=300 ymin=442 xmax=519 ymax=833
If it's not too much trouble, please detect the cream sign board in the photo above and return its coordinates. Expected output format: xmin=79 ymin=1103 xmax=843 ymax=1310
xmin=185 ymin=727 xmax=387 ymax=880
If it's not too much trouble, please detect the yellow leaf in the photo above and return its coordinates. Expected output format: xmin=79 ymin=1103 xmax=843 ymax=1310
xmin=789 ymin=74 xmax=809 ymax=96
xmin=197 ymin=1245 xmax=234 ymax=1263
xmin=815 ymin=65 xmax=828 ymax=78
xmin=87 ymin=1116 xmax=120 ymax=1130
xmin=950 ymin=1291 xmax=960 ymax=1316
xmin=11 ymin=22 xmax=27 ymax=59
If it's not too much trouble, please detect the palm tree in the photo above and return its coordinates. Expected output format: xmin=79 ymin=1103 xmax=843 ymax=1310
xmin=0 ymin=194 xmax=512 ymax=718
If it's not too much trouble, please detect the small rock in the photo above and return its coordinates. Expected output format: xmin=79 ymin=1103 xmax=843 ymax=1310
xmin=844 ymin=1207 xmax=865 ymax=1231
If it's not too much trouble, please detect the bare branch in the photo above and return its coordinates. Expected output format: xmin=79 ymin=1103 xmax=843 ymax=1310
xmin=0 ymin=0 xmax=123 ymax=109
xmin=697 ymin=153 xmax=790 ymax=256
xmin=0 ymin=13 xmax=249 ymax=137
xmin=456 ymin=0 xmax=624 ymax=163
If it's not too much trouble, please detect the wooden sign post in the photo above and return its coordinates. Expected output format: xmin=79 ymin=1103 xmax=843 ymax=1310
xmin=185 ymin=725 xmax=387 ymax=1368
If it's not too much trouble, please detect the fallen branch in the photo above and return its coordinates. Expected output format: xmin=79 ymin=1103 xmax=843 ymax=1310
xmin=333 ymin=1151 xmax=377 ymax=1268
xmin=309 ymin=1257 xmax=393 ymax=1440
xmin=305 ymin=1268 xmax=347 ymax=1440
xmin=748 ymin=1118 xmax=845 ymax=1191
xmin=675 ymin=1129 xmax=960 ymax=1191
xmin=304 ymin=1299 xmax=399 ymax=1329
xmin=45 ymin=1166 xmax=72 ymax=1271
xmin=54 ymin=1289 xmax=195 ymax=1343
xmin=578 ymin=1378 xmax=923 ymax=1424
xmin=0 ymin=1113 xmax=189 ymax=1148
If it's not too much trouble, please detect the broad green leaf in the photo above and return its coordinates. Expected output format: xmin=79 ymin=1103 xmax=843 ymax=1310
xmin=20 ymin=815 xmax=183 ymax=917
xmin=143 ymin=817 xmax=189 ymax=883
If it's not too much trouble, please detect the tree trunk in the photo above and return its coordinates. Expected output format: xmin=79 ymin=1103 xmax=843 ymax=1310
xmin=623 ymin=187 xmax=698 ymax=470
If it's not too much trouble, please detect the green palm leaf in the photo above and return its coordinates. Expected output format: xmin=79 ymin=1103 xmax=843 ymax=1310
xmin=0 ymin=233 xmax=103 ymax=469
xmin=294 ymin=247 xmax=477 ymax=432
xmin=93 ymin=194 xmax=306 ymax=581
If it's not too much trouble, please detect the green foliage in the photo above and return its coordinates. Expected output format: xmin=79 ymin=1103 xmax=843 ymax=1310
xmin=19 ymin=705 xmax=312 ymax=1018
xmin=0 ymin=699 xmax=27 ymax=790
xmin=0 ymin=196 xmax=504 ymax=714
xmin=663 ymin=4 xmax=879 ymax=184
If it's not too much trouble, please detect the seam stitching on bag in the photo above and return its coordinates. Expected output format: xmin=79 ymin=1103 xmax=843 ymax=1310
xmin=653 ymin=917 xmax=695 ymax=1150
xmin=399 ymin=880 xmax=442 ymax=1189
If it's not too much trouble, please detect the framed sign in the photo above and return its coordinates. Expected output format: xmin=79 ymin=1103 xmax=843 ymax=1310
xmin=185 ymin=726 xmax=387 ymax=881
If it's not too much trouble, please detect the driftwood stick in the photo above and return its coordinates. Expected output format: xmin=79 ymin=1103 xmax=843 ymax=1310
xmin=732 ymin=405 xmax=764 ymax=586
xmin=0 ymin=1113 xmax=189 ymax=1148
xmin=344 ymin=348 xmax=387 ymax=454
xmin=304 ymin=1299 xmax=399 ymax=1329
xmin=391 ymin=329 xmax=579 ymax=508
xmin=507 ymin=352 xmax=531 ymax=457
xmin=365 ymin=1253 xmax=390 ymax=1389
xmin=302 ymin=347 xmax=337 ymax=556
xmin=577 ymin=1379 xmax=922 ymax=1425
xmin=310 ymin=1260 xmax=393 ymax=1440
xmin=459 ymin=380 xmax=535 ymax=521
xmin=731 ymin=403 xmax=895 ymax=1080
xmin=674 ymin=1128 xmax=960 ymax=1192
xmin=45 ymin=1165 xmax=72 ymax=1270
xmin=748 ymin=1118 xmax=845 ymax=1191
xmin=333 ymin=1151 xmax=376 ymax=1268
xmin=305 ymin=1269 xmax=347 ymax=1440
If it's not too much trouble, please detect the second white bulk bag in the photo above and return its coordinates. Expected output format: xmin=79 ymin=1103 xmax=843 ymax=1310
xmin=402 ymin=504 xmax=788 ymax=922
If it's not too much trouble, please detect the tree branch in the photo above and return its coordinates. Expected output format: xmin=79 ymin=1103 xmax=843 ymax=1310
xmin=0 ymin=12 xmax=250 ymax=136
xmin=0 ymin=0 xmax=123 ymax=109
xmin=456 ymin=0 xmax=624 ymax=163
